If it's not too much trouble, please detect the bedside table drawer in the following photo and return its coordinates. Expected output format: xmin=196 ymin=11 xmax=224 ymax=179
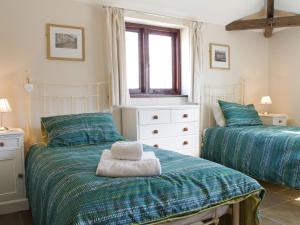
xmin=0 ymin=138 xmax=20 ymax=151
xmin=273 ymin=117 xmax=287 ymax=126
xmin=260 ymin=114 xmax=287 ymax=126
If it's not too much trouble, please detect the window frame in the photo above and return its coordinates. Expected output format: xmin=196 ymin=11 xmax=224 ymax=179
xmin=125 ymin=22 xmax=181 ymax=97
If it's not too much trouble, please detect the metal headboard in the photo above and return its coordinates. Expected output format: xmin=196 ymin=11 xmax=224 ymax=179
xmin=200 ymin=79 xmax=245 ymax=135
xmin=28 ymin=81 xmax=110 ymax=143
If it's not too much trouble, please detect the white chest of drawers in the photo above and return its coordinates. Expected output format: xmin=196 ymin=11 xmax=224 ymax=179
xmin=0 ymin=129 xmax=28 ymax=215
xmin=121 ymin=105 xmax=200 ymax=157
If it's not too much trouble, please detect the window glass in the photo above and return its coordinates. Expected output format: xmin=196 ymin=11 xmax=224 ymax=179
xmin=125 ymin=31 xmax=140 ymax=89
xmin=149 ymin=34 xmax=173 ymax=89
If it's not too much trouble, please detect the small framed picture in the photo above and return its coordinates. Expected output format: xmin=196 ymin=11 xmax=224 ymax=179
xmin=47 ymin=24 xmax=85 ymax=61
xmin=209 ymin=43 xmax=230 ymax=70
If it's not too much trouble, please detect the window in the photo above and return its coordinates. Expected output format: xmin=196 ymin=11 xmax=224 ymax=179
xmin=125 ymin=22 xmax=181 ymax=97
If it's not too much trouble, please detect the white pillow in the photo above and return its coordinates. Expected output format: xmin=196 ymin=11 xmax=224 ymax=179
xmin=212 ymin=104 xmax=226 ymax=127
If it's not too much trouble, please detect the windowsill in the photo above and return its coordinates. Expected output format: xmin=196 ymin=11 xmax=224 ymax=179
xmin=130 ymin=94 xmax=188 ymax=98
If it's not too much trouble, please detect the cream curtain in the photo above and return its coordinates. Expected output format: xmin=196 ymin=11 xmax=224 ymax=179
xmin=105 ymin=7 xmax=129 ymax=106
xmin=189 ymin=21 xmax=204 ymax=103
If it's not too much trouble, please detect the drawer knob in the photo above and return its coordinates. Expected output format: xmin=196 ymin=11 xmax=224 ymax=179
xmin=18 ymin=174 xmax=24 ymax=178
xmin=183 ymin=127 xmax=189 ymax=132
xmin=279 ymin=120 xmax=282 ymax=123
xmin=153 ymin=115 xmax=159 ymax=120
xmin=153 ymin=144 xmax=159 ymax=148
xmin=183 ymin=114 xmax=188 ymax=118
xmin=183 ymin=141 xmax=189 ymax=145
xmin=0 ymin=142 xmax=4 ymax=147
xmin=153 ymin=130 xmax=159 ymax=134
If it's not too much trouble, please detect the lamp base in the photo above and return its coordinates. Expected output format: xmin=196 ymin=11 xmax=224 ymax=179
xmin=0 ymin=127 xmax=9 ymax=131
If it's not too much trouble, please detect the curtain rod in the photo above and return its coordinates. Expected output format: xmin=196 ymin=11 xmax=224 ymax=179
xmin=100 ymin=4 xmax=202 ymax=23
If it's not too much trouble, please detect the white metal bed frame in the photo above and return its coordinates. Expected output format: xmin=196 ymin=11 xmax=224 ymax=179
xmin=28 ymin=81 xmax=110 ymax=143
xmin=200 ymin=79 xmax=245 ymax=138
xmin=32 ymin=81 xmax=111 ymax=116
xmin=27 ymin=80 xmax=242 ymax=225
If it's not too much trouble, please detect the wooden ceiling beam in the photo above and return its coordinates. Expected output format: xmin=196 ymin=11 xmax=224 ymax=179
xmin=226 ymin=18 xmax=267 ymax=31
xmin=226 ymin=16 xmax=300 ymax=31
xmin=264 ymin=25 xmax=273 ymax=38
xmin=225 ymin=0 xmax=300 ymax=38
xmin=272 ymin=16 xmax=300 ymax=28
xmin=264 ymin=0 xmax=274 ymax=37
xmin=267 ymin=0 xmax=274 ymax=18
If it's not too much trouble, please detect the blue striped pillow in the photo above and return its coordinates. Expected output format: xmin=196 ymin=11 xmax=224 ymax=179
xmin=41 ymin=113 xmax=124 ymax=147
xmin=218 ymin=100 xmax=262 ymax=127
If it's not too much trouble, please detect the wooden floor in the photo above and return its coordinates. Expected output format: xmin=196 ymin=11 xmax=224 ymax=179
xmin=259 ymin=181 xmax=300 ymax=225
xmin=0 ymin=181 xmax=299 ymax=225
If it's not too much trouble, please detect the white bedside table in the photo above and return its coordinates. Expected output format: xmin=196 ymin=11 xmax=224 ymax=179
xmin=259 ymin=114 xmax=287 ymax=126
xmin=0 ymin=129 xmax=28 ymax=215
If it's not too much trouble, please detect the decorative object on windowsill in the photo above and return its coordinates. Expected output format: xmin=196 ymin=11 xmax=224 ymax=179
xmin=261 ymin=96 xmax=272 ymax=115
xmin=209 ymin=43 xmax=230 ymax=70
xmin=0 ymin=98 xmax=12 ymax=131
xmin=46 ymin=24 xmax=85 ymax=61
xmin=24 ymin=71 xmax=34 ymax=93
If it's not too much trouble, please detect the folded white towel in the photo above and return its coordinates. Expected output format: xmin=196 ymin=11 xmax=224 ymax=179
xmin=96 ymin=150 xmax=161 ymax=177
xmin=111 ymin=141 xmax=143 ymax=161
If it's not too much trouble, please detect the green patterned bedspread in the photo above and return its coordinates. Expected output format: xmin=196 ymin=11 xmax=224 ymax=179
xmin=203 ymin=125 xmax=300 ymax=189
xmin=26 ymin=143 xmax=263 ymax=225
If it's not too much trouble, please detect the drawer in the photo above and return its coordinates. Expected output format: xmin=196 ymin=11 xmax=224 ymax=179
xmin=273 ymin=117 xmax=287 ymax=126
xmin=142 ymin=135 xmax=199 ymax=151
xmin=139 ymin=122 xmax=199 ymax=139
xmin=173 ymin=122 xmax=199 ymax=137
xmin=171 ymin=109 xmax=199 ymax=123
xmin=260 ymin=116 xmax=287 ymax=126
xmin=139 ymin=110 xmax=171 ymax=125
xmin=174 ymin=135 xmax=199 ymax=150
xmin=0 ymin=138 xmax=20 ymax=151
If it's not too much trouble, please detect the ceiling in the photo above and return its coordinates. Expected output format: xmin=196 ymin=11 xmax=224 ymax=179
xmin=80 ymin=0 xmax=300 ymax=25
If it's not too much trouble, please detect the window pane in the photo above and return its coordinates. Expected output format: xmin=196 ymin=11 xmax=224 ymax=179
xmin=149 ymin=34 xmax=173 ymax=89
xmin=125 ymin=31 xmax=140 ymax=89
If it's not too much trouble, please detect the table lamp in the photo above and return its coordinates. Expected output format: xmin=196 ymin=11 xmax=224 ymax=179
xmin=260 ymin=96 xmax=272 ymax=115
xmin=0 ymin=98 xmax=12 ymax=131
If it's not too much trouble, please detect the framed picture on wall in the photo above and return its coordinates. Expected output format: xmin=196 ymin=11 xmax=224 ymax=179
xmin=209 ymin=43 xmax=230 ymax=70
xmin=46 ymin=24 xmax=85 ymax=61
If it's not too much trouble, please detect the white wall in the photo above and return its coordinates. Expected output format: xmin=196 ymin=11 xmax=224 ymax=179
xmin=269 ymin=28 xmax=300 ymax=125
xmin=0 ymin=0 xmax=270 ymax=146
xmin=0 ymin=0 xmax=107 ymax=146
xmin=202 ymin=24 xmax=269 ymax=109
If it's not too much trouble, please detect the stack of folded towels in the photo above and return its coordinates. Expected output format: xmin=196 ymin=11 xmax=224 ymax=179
xmin=96 ymin=141 xmax=162 ymax=177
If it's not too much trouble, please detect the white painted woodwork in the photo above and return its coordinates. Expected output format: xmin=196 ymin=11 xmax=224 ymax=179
xmin=139 ymin=110 xmax=171 ymax=125
xmin=122 ymin=105 xmax=200 ymax=157
xmin=0 ymin=129 xmax=28 ymax=215
xmin=259 ymin=114 xmax=288 ymax=126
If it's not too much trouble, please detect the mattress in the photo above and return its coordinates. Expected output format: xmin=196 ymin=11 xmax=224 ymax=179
xmin=202 ymin=125 xmax=300 ymax=189
xmin=26 ymin=142 xmax=264 ymax=225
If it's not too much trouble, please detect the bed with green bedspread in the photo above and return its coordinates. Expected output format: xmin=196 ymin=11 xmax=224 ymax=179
xmin=203 ymin=125 xmax=300 ymax=189
xmin=26 ymin=143 xmax=264 ymax=225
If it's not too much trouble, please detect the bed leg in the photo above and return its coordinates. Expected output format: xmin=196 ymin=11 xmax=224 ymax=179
xmin=232 ymin=203 xmax=240 ymax=225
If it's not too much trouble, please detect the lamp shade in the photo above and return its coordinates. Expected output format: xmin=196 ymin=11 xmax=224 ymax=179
xmin=0 ymin=98 xmax=12 ymax=113
xmin=261 ymin=96 xmax=272 ymax=105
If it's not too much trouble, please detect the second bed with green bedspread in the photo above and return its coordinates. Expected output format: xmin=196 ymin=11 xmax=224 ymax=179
xmin=203 ymin=125 xmax=300 ymax=189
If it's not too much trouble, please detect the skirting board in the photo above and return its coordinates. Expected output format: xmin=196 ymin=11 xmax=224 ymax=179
xmin=0 ymin=198 xmax=29 ymax=215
